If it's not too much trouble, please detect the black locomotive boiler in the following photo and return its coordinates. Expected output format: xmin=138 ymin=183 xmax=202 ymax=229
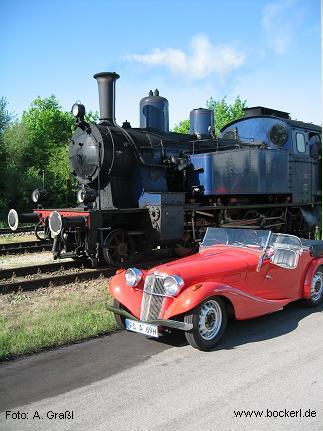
xmin=8 ymin=72 xmax=322 ymax=266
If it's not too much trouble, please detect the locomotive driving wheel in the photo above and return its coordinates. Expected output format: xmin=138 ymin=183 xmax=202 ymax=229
xmin=102 ymin=229 xmax=135 ymax=267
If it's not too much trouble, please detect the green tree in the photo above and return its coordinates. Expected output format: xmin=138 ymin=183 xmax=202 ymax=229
xmin=0 ymin=98 xmax=14 ymax=217
xmin=0 ymin=97 xmax=13 ymax=132
xmin=47 ymin=145 xmax=76 ymax=206
xmin=173 ymin=119 xmax=190 ymax=134
xmin=173 ymin=96 xmax=247 ymax=135
xmin=207 ymin=96 xmax=247 ymax=135
xmin=21 ymin=95 xmax=74 ymax=171
xmin=2 ymin=96 xmax=77 ymax=212
xmin=85 ymin=110 xmax=99 ymax=124
xmin=1 ymin=96 xmax=99 ymax=216
xmin=20 ymin=96 xmax=77 ymax=208
xmin=2 ymin=122 xmax=35 ymax=209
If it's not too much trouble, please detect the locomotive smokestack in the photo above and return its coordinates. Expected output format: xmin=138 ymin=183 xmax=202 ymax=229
xmin=93 ymin=72 xmax=120 ymax=123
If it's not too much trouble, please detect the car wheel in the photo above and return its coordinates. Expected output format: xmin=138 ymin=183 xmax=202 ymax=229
xmin=112 ymin=299 xmax=126 ymax=330
xmin=304 ymin=268 xmax=323 ymax=307
xmin=184 ymin=297 xmax=227 ymax=350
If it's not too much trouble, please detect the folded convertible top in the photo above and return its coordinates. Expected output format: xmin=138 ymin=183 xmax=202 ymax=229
xmin=301 ymin=239 xmax=323 ymax=258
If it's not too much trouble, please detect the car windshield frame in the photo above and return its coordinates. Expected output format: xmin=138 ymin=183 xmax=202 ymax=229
xmin=200 ymin=227 xmax=271 ymax=252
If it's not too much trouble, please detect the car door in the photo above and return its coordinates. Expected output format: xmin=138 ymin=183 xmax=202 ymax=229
xmin=256 ymin=234 xmax=306 ymax=300
xmin=259 ymin=257 xmax=301 ymax=300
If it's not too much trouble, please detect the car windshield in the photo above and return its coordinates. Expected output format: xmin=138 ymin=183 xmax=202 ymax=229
xmin=200 ymin=227 xmax=271 ymax=251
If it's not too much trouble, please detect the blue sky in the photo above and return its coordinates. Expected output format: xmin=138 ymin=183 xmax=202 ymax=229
xmin=1 ymin=0 xmax=321 ymax=128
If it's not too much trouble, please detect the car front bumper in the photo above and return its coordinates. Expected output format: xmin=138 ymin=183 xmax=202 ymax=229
xmin=106 ymin=304 xmax=193 ymax=332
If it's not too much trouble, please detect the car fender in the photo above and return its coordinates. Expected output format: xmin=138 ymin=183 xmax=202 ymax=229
xmin=164 ymin=281 xmax=290 ymax=321
xmin=108 ymin=272 xmax=144 ymax=319
xmin=303 ymin=258 xmax=323 ymax=299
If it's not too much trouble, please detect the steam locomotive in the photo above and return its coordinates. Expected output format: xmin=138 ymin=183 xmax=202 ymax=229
xmin=8 ymin=72 xmax=322 ymax=266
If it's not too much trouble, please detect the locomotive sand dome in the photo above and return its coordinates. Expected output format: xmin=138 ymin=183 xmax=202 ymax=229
xmin=8 ymin=72 xmax=322 ymax=266
xmin=140 ymin=88 xmax=169 ymax=132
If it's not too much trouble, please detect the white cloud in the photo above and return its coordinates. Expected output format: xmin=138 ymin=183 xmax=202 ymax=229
xmin=261 ymin=0 xmax=298 ymax=55
xmin=125 ymin=34 xmax=245 ymax=80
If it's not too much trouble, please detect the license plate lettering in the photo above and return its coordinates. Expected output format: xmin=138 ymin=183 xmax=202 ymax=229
xmin=125 ymin=319 xmax=159 ymax=338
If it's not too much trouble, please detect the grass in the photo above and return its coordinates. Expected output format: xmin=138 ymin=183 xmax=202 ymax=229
xmin=0 ymin=277 xmax=118 ymax=361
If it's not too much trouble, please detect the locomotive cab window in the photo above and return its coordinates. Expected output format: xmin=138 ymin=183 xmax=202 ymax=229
xmin=295 ymin=132 xmax=306 ymax=153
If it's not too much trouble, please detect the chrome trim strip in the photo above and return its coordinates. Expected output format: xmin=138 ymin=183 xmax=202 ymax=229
xmin=218 ymin=286 xmax=289 ymax=304
xmin=142 ymin=291 xmax=173 ymax=298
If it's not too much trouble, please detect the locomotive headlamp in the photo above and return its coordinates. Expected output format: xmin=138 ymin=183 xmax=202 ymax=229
xmin=71 ymin=103 xmax=85 ymax=118
xmin=8 ymin=209 xmax=40 ymax=231
xmin=48 ymin=211 xmax=63 ymax=237
xmin=77 ymin=188 xmax=97 ymax=204
xmin=31 ymin=188 xmax=48 ymax=204
xmin=8 ymin=209 xmax=19 ymax=231
xmin=125 ymin=268 xmax=143 ymax=287
xmin=164 ymin=275 xmax=184 ymax=296
xmin=77 ymin=189 xmax=86 ymax=203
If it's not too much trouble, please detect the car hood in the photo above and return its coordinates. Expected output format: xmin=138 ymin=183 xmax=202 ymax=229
xmin=152 ymin=247 xmax=260 ymax=286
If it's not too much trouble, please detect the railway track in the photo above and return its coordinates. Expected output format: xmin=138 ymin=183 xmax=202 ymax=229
xmin=0 ymin=226 xmax=34 ymax=235
xmin=0 ymin=240 xmax=52 ymax=256
xmin=0 ymin=258 xmax=170 ymax=294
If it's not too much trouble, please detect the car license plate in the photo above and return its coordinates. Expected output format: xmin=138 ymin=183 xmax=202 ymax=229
xmin=125 ymin=319 xmax=159 ymax=338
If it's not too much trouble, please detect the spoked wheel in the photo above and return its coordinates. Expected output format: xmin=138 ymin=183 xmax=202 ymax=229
xmin=304 ymin=268 xmax=323 ymax=307
xmin=184 ymin=297 xmax=227 ymax=350
xmin=102 ymin=229 xmax=135 ymax=267
xmin=34 ymin=221 xmax=51 ymax=242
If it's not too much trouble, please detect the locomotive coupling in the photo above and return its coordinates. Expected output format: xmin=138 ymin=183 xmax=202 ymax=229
xmin=8 ymin=209 xmax=40 ymax=231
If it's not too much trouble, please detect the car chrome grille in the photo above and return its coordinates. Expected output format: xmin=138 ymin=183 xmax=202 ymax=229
xmin=140 ymin=274 xmax=166 ymax=321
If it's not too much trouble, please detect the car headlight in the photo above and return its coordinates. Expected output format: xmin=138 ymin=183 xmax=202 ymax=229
xmin=125 ymin=268 xmax=143 ymax=287
xmin=164 ymin=275 xmax=184 ymax=296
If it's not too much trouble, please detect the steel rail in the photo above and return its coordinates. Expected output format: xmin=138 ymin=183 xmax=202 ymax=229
xmin=0 ymin=259 xmax=170 ymax=294
xmin=0 ymin=226 xmax=34 ymax=235
xmin=0 ymin=241 xmax=52 ymax=256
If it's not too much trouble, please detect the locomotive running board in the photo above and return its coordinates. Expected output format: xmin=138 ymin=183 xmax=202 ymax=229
xmin=106 ymin=304 xmax=193 ymax=331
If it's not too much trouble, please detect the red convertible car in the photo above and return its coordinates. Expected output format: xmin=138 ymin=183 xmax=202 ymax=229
xmin=107 ymin=228 xmax=323 ymax=350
